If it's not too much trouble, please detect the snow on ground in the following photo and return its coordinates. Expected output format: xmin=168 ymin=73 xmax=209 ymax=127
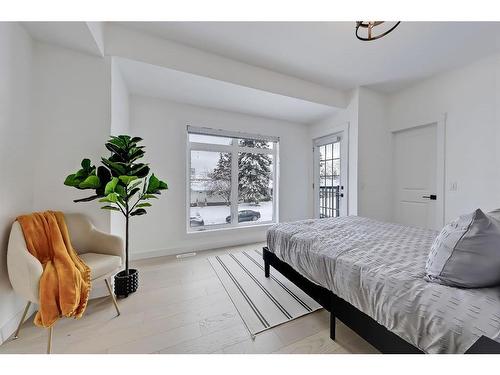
xmin=191 ymin=201 xmax=273 ymax=226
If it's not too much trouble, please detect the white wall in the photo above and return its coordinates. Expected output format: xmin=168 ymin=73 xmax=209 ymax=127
xmin=0 ymin=26 xmax=114 ymax=344
xmin=0 ymin=23 xmax=35 ymax=344
xmin=111 ymin=58 xmax=130 ymax=135
xmin=110 ymin=58 xmax=130 ymax=238
xmin=128 ymin=95 xmax=311 ymax=258
xmin=357 ymin=87 xmax=392 ymax=221
xmin=31 ymin=42 xmax=111 ymax=231
xmin=388 ymin=54 xmax=500 ymax=222
xmin=308 ymin=90 xmax=359 ymax=216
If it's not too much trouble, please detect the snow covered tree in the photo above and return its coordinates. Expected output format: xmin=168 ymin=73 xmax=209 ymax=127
xmin=238 ymin=140 xmax=272 ymax=205
xmin=207 ymin=140 xmax=272 ymax=206
xmin=206 ymin=153 xmax=232 ymax=205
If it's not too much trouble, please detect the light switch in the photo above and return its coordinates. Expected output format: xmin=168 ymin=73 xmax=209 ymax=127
xmin=449 ymin=182 xmax=458 ymax=191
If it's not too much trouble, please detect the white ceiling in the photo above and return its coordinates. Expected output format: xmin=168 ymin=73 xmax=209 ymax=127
xmin=117 ymin=58 xmax=338 ymax=124
xmin=22 ymin=22 xmax=103 ymax=57
xmin=119 ymin=22 xmax=500 ymax=92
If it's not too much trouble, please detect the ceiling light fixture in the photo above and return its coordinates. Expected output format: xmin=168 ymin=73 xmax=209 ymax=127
xmin=355 ymin=21 xmax=401 ymax=41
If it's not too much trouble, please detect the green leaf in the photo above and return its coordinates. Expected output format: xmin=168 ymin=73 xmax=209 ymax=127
xmin=129 ymin=180 xmax=143 ymax=190
xmin=135 ymin=166 xmax=150 ymax=178
xmin=74 ymin=195 xmax=100 ymax=203
xmin=117 ymin=134 xmax=131 ymax=142
xmin=79 ymin=175 xmax=100 ymax=189
xmin=141 ymin=194 xmax=158 ymax=200
xmin=129 ymin=163 xmax=149 ymax=177
xmin=117 ymin=195 xmax=125 ymax=206
xmin=136 ymin=202 xmax=152 ymax=208
xmin=81 ymin=158 xmax=91 ymax=171
xmin=101 ymin=205 xmax=120 ymax=211
xmin=158 ymin=180 xmax=168 ymax=190
xmin=115 ymin=184 xmax=126 ymax=198
xmin=130 ymin=208 xmax=147 ymax=216
xmin=119 ymin=175 xmax=138 ymax=185
xmin=108 ymin=153 xmax=126 ymax=163
xmin=127 ymin=187 xmax=140 ymax=199
xmin=104 ymin=177 xmax=119 ymax=195
xmin=146 ymin=174 xmax=160 ymax=193
xmin=64 ymin=174 xmax=80 ymax=187
xmin=96 ymin=166 xmax=112 ymax=196
xmin=128 ymin=150 xmax=146 ymax=164
xmin=99 ymin=192 xmax=118 ymax=203
xmin=105 ymin=142 xmax=127 ymax=160
xmin=75 ymin=169 xmax=86 ymax=178
xmin=101 ymin=158 xmax=127 ymax=175
xmin=107 ymin=192 xmax=119 ymax=203
xmin=105 ymin=140 xmax=126 ymax=152
xmin=108 ymin=135 xmax=128 ymax=149
xmin=97 ymin=166 xmax=111 ymax=183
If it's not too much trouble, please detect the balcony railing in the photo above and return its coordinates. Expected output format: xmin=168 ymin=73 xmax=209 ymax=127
xmin=319 ymin=185 xmax=340 ymax=218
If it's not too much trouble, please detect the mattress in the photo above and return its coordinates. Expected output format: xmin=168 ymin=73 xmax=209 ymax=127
xmin=267 ymin=216 xmax=500 ymax=353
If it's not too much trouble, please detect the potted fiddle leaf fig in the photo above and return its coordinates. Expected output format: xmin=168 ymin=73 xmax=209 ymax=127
xmin=64 ymin=135 xmax=168 ymax=297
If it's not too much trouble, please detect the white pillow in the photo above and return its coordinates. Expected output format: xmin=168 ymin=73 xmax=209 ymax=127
xmin=425 ymin=209 xmax=500 ymax=288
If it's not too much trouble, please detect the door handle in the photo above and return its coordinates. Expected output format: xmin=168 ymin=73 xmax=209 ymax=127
xmin=422 ymin=194 xmax=437 ymax=200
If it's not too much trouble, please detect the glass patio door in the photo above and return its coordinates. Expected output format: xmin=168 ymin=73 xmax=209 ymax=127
xmin=313 ymin=133 xmax=346 ymax=218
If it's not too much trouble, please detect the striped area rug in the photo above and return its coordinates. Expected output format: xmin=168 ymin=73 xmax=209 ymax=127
xmin=208 ymin=250 xmax=322 ymax=335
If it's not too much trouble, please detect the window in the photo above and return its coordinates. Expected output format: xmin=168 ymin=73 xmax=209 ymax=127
xmin=187 ymin=126 xmax=279 ymax=231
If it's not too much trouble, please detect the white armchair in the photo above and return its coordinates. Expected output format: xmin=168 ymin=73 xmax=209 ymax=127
xmin=7 ymin=213 xmax=124 ymax=353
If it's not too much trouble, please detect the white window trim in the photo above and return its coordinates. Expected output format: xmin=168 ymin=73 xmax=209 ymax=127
xmin=186 ymin=126 xmax=279 ymax=233
xmin=188 ymin=125 xmax=279 ymax=143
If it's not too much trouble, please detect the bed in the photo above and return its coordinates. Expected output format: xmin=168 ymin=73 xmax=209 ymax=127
xmin=264 ymin=216 xmax=500 ymax=354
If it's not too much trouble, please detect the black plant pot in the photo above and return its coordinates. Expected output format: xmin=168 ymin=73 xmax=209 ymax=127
xmin=114 ymin=269 xmax=139 ymax=298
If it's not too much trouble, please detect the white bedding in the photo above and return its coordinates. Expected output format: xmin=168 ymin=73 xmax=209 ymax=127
xmin=267 ymin=216 xmax=500 ymax=353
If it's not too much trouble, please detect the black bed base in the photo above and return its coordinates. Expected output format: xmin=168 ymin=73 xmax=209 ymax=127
xmin=263 ymin=247 xmax=423 ymax=354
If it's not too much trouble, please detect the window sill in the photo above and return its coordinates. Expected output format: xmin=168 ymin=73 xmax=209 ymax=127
xmin=187 ymin=222 xmax=276 ymax=235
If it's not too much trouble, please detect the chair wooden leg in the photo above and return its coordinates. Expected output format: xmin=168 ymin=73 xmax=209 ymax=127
xmin=47 ymin=326 xmax=53 ymax=354
xmin=105 ymin=278 xmax=121 ymax=316
xmin=12 ymin=301 xmax=31 ymax=340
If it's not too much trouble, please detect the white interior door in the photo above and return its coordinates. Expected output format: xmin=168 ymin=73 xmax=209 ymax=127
xmin=313 ymin=132 xmax=347 ymax=218
xmin=392 ymin=123 xmax=440 ymax=229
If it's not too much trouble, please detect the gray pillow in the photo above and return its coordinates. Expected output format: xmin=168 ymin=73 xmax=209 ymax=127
xmin=425 ymin=209 xmax=500 ymax=288
xmin=488 ymin=209 xmax=500 ymax=221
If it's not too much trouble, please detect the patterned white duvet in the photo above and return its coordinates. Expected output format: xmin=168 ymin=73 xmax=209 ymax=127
xmin=267 ymin=216 xmax=500 ymax=353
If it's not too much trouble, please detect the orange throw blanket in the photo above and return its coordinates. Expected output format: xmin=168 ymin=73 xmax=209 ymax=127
xmin=17 ymin=211 xmax=91 ymax=328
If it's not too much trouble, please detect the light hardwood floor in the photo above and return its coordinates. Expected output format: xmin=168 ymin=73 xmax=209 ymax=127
xmin=0 ymin=243 xmax=379 ymax=354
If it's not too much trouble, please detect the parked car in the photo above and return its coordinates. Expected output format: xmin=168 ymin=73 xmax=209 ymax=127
xmin=226 ymin=210 xmax=261 ymax=223
xmin=190 ymin=215 xmax=205 ymax=227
